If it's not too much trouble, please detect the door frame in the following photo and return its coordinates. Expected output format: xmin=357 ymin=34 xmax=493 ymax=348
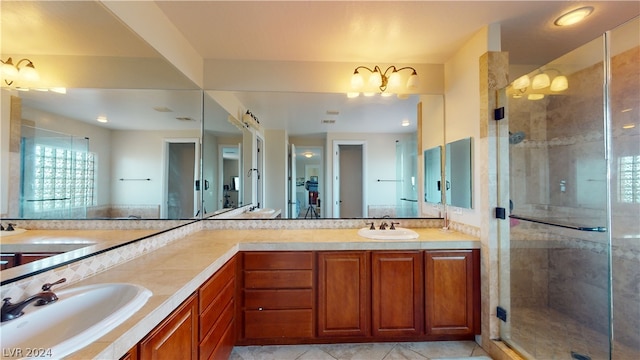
xmin=332 ymin=140 xmax=367 ymax=218
xmin=162 ymin=137 xmax=200 ymax=218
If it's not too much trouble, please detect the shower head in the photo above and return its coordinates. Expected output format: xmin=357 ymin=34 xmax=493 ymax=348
xmin=509 ymin=131 xmax=526 ymax=145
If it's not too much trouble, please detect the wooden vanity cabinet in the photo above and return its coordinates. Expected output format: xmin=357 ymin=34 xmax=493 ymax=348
xmin=1 ymin=252 xmax=61 ymax=270
xmin=238 ymin=251 xmax=314 ymax=344
xmin=371 ymin=251 xmax=424 ymax=337
xmin=139 ymin=292 xmax=199 ymax=360
xmin=198 ymin=257 xmax=236 ymax=360
xmin=317 ymin=251 xmax=370 ymax=338
xmin=424 ymin=250 xmax=481 ymax=337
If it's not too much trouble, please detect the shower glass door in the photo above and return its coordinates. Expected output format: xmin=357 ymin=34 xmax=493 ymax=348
xmin=20 ymin=125 xmax=92 ymax=219
xmin=501 ymin=33 xmax=610 ymax=359
xmin=500 ymin=17 xmax=639 ymax=360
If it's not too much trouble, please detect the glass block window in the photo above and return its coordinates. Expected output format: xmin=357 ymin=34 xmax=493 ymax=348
xmin=618 ymin=155 xmax=640 ymax=203
xmin=30 ymin=144 xmax=95 ymax=212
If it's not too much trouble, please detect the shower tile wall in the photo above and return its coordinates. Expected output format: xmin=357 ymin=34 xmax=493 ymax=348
xmin=509 ymin=44 xmax=640 ymax=355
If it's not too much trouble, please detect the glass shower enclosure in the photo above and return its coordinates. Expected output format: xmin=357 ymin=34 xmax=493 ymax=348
xmin=20 ymin=125 xmax=92 ymax=219
xmin=499 ymin=18 xmax=639 ymax=360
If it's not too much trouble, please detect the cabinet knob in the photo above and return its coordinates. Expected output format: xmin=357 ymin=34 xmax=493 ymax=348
xmin=258 ymin=307 xmax=263 ymax=311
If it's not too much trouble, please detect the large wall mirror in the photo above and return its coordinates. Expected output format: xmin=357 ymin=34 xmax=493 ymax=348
xmin=202 ymin=91 xmax=442 ymax=219
xmin=0 ymin=1 xmax=202 ymax=284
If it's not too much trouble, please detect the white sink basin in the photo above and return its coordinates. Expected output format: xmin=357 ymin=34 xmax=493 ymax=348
xmin=357 ymin=227 xmax=419 ymax=240
xmin=0 ymin=283 xmax=151 ymax=359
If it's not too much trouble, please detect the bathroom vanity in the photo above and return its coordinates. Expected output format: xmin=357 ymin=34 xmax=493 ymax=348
xmin=0 ymin=227 xmax=479 ymax=360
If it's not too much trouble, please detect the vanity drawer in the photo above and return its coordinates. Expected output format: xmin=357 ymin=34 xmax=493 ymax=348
xmin=200 ymin=279 xmax=234 ymax=340
xmin=199 ymin=298 xmax=234 ymax=360
xmin=244 ymin=289 xmax=313 ymax=309
xmin=199 ymin=257 xmax=236 ymax=310
xmin=244 ymin=309 xmax=314 ymax=339
xmin=244 ymin=270 xmax=313 ymax=289
xmin=243 ymin=251 xmax=313 ymax=270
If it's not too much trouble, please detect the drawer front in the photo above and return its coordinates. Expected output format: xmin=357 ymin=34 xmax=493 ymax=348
xmin=243 ymin=252 xmax=313 ymax=270
xmin=199 ymin=298 xmax=234 ymax=360
xmin=244 ymin=270 xmax=312 ymax=289
xmin=244 ymin=289 xmax=313 ymax=310
xmin=199 ymin=279 xmax=234 ymax=340
xmin=244 ymin=309 xmax=313 ymax=339
xmin=200 ymin=257 xmax=236 ymax=311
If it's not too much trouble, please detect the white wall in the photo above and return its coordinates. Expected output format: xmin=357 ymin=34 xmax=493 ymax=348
xmin=443 ymin=26 xmax=498 ymax=227
xmin=110 ymin=129 xmax=198 ymax=207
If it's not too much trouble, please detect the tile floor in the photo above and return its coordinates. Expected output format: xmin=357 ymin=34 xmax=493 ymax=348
xmin=509 ymin=307 xmax=639 ymax=360
xmin=230 ymin=340 xmax=491 ymax=360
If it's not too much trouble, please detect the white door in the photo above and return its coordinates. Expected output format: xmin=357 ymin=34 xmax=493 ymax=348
xmin=289 ymin=144 xmax=297 ymax=218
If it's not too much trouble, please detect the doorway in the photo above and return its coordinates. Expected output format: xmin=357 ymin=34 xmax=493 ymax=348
xmin=165 ymin=138 xmax=198 ymax=219
xmin=333 ymin=141 xmax=366 ymax=218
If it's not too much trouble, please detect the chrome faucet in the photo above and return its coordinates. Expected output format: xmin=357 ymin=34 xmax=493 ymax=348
xmin=1 ymin=278 xmax=66 ymax=322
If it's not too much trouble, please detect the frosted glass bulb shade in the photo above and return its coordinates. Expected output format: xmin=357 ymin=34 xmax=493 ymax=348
xmin=531 ymin=73 xmax=550 ymax=89
xmin=351 ymin=72 xmax=364 ymax=89
xmin=20 ymin=63 xmax=39 ymax=82
xmin=550 ymin=76 xmax=568 ymax=91
xmin=369 ymin=71 xmax=382 ymax=88
xmin=406 ymin=72 xmax=419 ymax=90
xmin=512 ymin=75 xmax=530 ymax=90
xmin=2 ymin=62 xmax=18 ymax=80
xmin=388 ymin=71 xmax=402 ymax=88
xmin=528 ymin=94 xmax=545 ymax=100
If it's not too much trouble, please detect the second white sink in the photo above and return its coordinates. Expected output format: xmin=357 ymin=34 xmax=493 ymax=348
xmin=357 ymin=227 xmax=419 ymax=240
xmin=0 ymin=283 xmax=151 ymax=359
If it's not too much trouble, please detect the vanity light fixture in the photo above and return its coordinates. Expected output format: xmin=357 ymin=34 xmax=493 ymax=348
xmin=350 ymin=65 xmax=418 ymax=97
xmin=528 ymin=94 xmax=545 ymax=101
xmin=554 ymin=6 xmax=594 ymax=27
xmin=512 ymin=75 xmax=531 ymax=90
xmin=1 ymin=57 xmax=40 ymax=85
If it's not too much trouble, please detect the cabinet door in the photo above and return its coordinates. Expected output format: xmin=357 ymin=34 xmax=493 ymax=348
xmin=140 ymin=293 xmax=198 ymax=360
xmin=424 ymin=250 xmax=479 ymax=336
xmin=372 ymin=251 xmax=424 ymax=337
xmin=317 ymin=251 xmax=370 ymax=337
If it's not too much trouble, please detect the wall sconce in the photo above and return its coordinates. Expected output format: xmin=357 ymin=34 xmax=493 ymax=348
xmin=1 ymin=57 xmax=40 ymax=85
xmin=350 ymin=65 xmax=418 ymax=97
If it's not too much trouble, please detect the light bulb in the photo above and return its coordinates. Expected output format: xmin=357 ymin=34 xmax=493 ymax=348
xmin=512 ymin=75 xmax=530 ymax=90
xmin=369 ymin=70 xmax=382 ymax=88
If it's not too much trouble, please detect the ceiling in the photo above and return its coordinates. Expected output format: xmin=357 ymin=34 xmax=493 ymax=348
xmin=2 ymin=1 xmax=638 ymax=135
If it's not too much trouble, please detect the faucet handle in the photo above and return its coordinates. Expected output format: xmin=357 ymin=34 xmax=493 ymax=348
xmin=390 ymin=222 xmax=400 ymax=230
xmin=366 ymin=222 xmax=375 ymax=230
xmin=42 ymin=278 xmax=66 ymax=291
xmin=379 ymin=222 xmax=388 ymax=230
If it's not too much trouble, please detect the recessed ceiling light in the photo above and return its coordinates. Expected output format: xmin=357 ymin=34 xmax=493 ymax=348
xmin=96 ymin=116 xmax=108 ymax=123
xmin=326 ymin=110 xmax=340 ymax=116
xmin=622 ymin=123 xmax=636 ymax=129
xmin=554 ymin=6 xmax=593 ymax=27
xmin=401 ymin=120 xmax=410 ymax=127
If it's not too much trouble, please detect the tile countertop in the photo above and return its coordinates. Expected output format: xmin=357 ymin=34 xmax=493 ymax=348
xmin=0 ymin=229 xmax=160 ymax=281
xmin=17 ymin=228 xmax=479 ymax=360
